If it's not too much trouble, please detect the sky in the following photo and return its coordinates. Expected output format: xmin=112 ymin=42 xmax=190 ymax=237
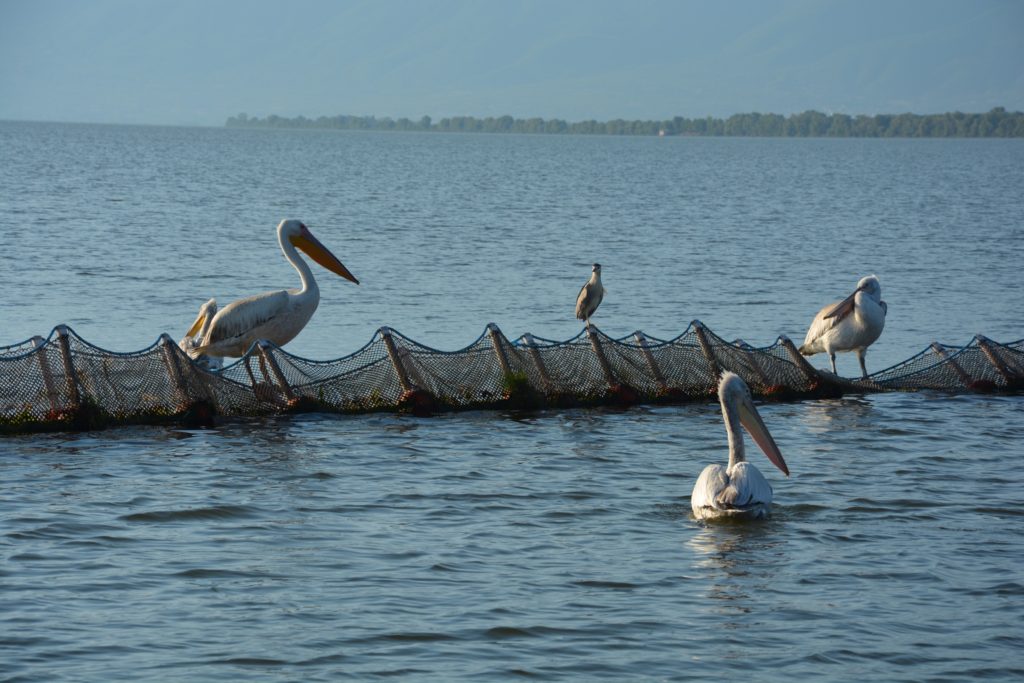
xmin=0 ymin=0 xmax=1021 ymax=126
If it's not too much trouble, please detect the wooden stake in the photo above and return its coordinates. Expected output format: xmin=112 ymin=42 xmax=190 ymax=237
xmin=54 ymin=325 xmax=81 ymax=409
xmin=733 ymin=339 xmax=773 ymax=388
xmin=487 ymin=323 xmax=513 ymax=378
xmin=779 ymin=335 xmax=819 ymax=384
xmin=258 ymin=341 xmax=296 ymax=402
xmin=587 ymin=327 xmax=617 ymax=389
xmin=975 ymin=336 xmax=1018 ymax=385
xmin=520 ymin=333 xmax=554 ymax=395
xmin=633 ymin=331 xmax=668 ymax=392
xmin=693 ymin=322 xmax=721 ymax=382
xmin=380 ymin=327 xmax=414 ymax=393
xmin=159 ymin=334 xmax=191 ymax=407
xmin=931 ymin=343 xmax=972 ymax=388
xmin=32 ymin=335 xmax=60 ymax=414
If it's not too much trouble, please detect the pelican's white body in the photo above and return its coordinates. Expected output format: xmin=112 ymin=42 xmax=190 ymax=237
xmin=196 ymin=220 xmax=357 ymax=358
xmin=690 ymin=373 xmax=789 ymax=521
xmin=800 ymin=275 xmax=887 ymax=378
xmin=691 ymin=461 xmax=775 ymax=520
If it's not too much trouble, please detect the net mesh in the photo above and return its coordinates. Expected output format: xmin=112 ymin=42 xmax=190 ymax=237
xmin=2 ymin=322 xmax=1021 ymax=433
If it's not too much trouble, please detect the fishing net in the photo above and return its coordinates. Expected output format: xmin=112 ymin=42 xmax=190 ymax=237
xmin=1 ymin=322 xmax=1021 ymax=433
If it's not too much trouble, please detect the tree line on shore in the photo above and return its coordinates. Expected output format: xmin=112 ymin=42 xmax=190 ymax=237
xmin=226 ymin=107 xmax=1023 ymax=137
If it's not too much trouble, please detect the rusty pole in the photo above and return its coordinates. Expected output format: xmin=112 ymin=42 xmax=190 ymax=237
xmin=54 ymin=325 xmax=81 ymax=410
xmin=257 ymin=341 xmax=297 ymax=402
xmin=32 ymin=335 xmax=61 ymax=415
xmin=633 ymin=331 xmax=668 ymax=393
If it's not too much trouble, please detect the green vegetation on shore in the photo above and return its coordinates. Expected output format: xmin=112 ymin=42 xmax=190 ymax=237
xmin=226 ymin=107 xmax=1023 ymax=137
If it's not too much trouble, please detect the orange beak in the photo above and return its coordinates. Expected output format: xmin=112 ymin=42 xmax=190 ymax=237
xmin=291 ymin=227 xmax=359 ymax=284
xmin=738 ymin=399 xmax=790 ymax=476
xmin=185 ymin=309 xmax=208 ymax=338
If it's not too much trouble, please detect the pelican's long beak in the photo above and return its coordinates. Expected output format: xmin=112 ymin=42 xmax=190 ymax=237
xmin=292 ymin=227 xmax=360 ymax=284
xmin=824 ymin=285 xmax=864 ymax=320
xmin=185 ymin=309 xmax=208 ymax=338
xmin=738 ymin=399 xmax=790 ymax=476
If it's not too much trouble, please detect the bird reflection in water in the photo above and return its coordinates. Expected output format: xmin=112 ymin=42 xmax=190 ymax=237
xmin=801 ymin=396 xmax=875 ymax=432
xmin=685 ymin=525 xmax=787 ymax=627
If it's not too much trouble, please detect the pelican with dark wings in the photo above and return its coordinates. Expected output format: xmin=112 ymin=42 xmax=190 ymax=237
xmin=799 ymin=275 xmax=886 ymax=379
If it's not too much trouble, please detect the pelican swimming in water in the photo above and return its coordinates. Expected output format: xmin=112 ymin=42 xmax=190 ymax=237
xmin=194 ymin=219 xmax=359 ymax=358
xmin=799 ymin=274 xmax=887 ymax=379
xmin=178 ymin=298 xmax=223 ymax=371
xmin=575 ymin=263 xmax=604 ymax=328
xmin=691 ymin=372 xmax=790 ymax=521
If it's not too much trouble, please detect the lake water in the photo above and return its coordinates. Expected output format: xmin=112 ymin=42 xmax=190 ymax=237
xmin=1 ymin=122 xmax=1023 ymax=681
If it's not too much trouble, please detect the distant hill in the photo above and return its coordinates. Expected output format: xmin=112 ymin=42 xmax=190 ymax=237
xmin=227 ymin=108 xmax=1024 ymax=137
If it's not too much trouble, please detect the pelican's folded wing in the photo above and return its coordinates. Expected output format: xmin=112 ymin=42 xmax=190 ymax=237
xmin=802 ymin=299 xmax=843 ymax=349
xmin=691 ymin=464 xmax=730 ymax=513
xmin=204 ymin=290 xmax=290 ymax=346
xmin=718 ymin=462 xmax=773 ymax=509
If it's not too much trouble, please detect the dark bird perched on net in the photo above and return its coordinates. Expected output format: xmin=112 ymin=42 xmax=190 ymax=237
xmin=575 ymin=263 xmax=604 ymax=329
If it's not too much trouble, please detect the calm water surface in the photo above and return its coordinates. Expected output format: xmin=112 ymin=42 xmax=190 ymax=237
xmin=1 ymin=123 xmax=1023 ymax=681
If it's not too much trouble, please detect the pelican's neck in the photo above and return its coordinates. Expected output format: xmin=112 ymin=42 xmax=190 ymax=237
xmin=590 ymin=271 xmax=602 ymax=286
xmin=280 ymin=231 xmax=318 ymax=295
xmin=722 ymin=393 xmax=745 ymax=468
xmin=855 ymin=290 xmax=883 ymax=319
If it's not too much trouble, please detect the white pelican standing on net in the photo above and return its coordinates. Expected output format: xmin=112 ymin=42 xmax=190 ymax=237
xmin=179 ymin=298 xmax=223 ymax=371
xmin=194 ymin=219 xmax=359 ymax=358
xmin=799 ymin=274 xmax=887 ymax=379
xmin=575 ymin=263 xmax=604 ymax=328
xmin=691 ymin=372 xmax=790 ymax=521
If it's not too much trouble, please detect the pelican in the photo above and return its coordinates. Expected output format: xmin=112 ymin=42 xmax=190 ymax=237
xmin=178 ymin=298 xmax=223 ymax=371
xmin=691 ymin=372 xmax=790 ymax=521
xmin=575 ymin=263 xmax=604 ymax=328
xmin=194 ymin=219 xmax=359 ymax=358
xmin=799 ymin=274 xmax=887 ymax=378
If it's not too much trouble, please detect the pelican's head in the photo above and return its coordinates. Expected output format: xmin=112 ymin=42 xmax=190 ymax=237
xmin=592 ymin=263 xmax=602 ymax=276
xmin=185 ymin=297 xmax=219 ymax=339
xmin=718 ymin=372 xmax=789 ymax=476
xmin=278 ymin=219 xmax=360 ymax=284
xmin=855 ymin=274 xmax=881 ymax=301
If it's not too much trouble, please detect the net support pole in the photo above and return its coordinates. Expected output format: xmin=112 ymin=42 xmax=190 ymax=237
xmin=733 ymin=339 xmax=774 ymax=389
xmin=587 ymin=327 xmax=618 ymax=389
xmin=257 ymin=341 xmax=296 ymax=403
xmin=380 ymin=327 xmax=414 ymax=393
xmin=779 ymin=335 xmax=820 ymax=384
xmin=487 ymin=323 xmax=513 ymax=378
xmin=54 ymin=325 xmax=81 ymax=410
xmin=521 ymin=333 xmax=555 ymax=395
xmin=159 ymin=334 xmax=191 ymax=407
xmin=930 ymin=343 xmax=973 ymax=388
xmin=634 ymin=331 xmax=668 ymax=393
xmin=32 ymin=335 xmax=60 ymax=415
xmin=975 ymin=336 xmax=1018 ymax=384
xmin=693 ymin=322 xmax=721 ymax=382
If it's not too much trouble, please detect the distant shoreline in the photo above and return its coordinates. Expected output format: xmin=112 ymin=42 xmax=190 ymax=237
xmin=226 ymin=107 xmax=1023 ymax=138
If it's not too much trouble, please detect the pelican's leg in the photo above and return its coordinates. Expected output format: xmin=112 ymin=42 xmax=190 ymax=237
xmin=857 ymin=349 xmax=868 ymax=379
xmin=829 ymin=352 xmax=837 ymax=375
